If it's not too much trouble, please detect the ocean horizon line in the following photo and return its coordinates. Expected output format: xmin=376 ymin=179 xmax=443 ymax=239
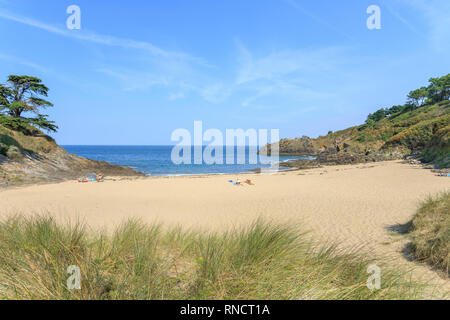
xmin=61 ymin=144 xmax=267 ymax=147
xmin=62 ymin=145 xmax=308 ymax=176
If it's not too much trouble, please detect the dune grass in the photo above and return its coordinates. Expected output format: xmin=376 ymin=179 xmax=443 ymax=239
xmin=0 ymin=214 xmax=426 ymax=300
xmin=409 ymin=191 xmax=450 ymax=275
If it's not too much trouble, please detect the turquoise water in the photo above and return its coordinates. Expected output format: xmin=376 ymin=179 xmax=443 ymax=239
xmin=63 ymin=145 xmax=311 ymax=176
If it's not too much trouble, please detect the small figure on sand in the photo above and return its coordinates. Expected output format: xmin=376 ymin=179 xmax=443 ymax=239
xmin=96 ymin=172 xmax=104 ymax=182
xmin=436 ymin=171 xmax=450 ymax=177
xmin=228 ymin=178 xmax=255 ymax=186
xmin=78 ymin=172 xmax=104 ymax=183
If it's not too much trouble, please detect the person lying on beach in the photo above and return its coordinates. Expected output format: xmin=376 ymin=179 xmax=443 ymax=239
xmin=244 ymin=179 xmax=254 ymax=185
xmin=228 ymin=179 xmax=243 ymax=186
xmin=78 ymin=173 xmax=104 ymax=183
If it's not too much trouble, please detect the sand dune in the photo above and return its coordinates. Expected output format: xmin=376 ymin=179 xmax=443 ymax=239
xmin=1 ymin=160 xmax=449 ymax=296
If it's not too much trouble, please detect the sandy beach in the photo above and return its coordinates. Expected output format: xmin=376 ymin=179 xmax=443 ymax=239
xmin=1 ymin=160 xmax=449 ymax=295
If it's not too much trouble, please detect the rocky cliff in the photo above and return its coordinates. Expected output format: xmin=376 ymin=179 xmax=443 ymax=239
xmin=0 ymin=124 xmax=143 ymax=187
xmin=262 ymin=100 xmax=450 ymax=169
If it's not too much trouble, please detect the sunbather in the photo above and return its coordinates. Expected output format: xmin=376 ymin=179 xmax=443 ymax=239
xmin=228 ymin=179 xmax=243 ymax=186
xmin=78 ymin=172 xmax=104 ymax=183
xmin=96 ymin=173 xmax=104 ymax=182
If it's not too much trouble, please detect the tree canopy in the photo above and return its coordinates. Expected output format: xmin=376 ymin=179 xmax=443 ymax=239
xmin=0 ymin=75 xmax=57 ymax=132
xmin=427 ymin=74 xmax=450 ymax=103
xmin=365 ymin=73 xmax=450 ymax=125
xmin=407 ymin=87 xmax=428 ymax=107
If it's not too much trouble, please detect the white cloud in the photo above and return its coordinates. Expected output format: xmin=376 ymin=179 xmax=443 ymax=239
xmin=396 ymin=0 xmax=450 ymax=51
xmin=0 ymin=8 xmax=360 ymax=111
xmin=97 ymin=68 xmax=170 ymax=91
xmin=383 ymin=2 xmax=423 ymax=36
xmin=0 ymin=53 xmax=48 ymax=72
xmin=234 ymin=40 xmax=346 ymax=108
xmin=200 ymin=83 xmax=233 ymax=103
xmin=0 ymin=10 xmax=209 ymax=66
xmin=283 ymin=0 xmax=353 ymax=40
xmin=168 ymin=91 xmax=185 ymax=101
xmin=236 ymin=41 xmax=346 ymax=85
xmin=0 ymin=9 xmax=224 ymax=100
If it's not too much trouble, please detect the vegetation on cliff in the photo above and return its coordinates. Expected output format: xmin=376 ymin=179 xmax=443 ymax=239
xmin=0 ymin=75 xmax=143 ymax=185
xmin=0 ymin=75 xmax=59 ymax=160
xmin=0 ymin=75 xmax=58 ymax=133
xmin=0 ymin=121 xmax=142 ymax=186
xmin=267 ymin=74 xmax=450 ymax=168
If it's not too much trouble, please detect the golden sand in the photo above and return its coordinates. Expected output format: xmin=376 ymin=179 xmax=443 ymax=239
xmin=1 ymin=160 xmax=449 ymax=296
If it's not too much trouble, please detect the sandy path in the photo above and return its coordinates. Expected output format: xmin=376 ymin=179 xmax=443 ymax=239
xmin=1 ymin=160 xmax=449 ymax=297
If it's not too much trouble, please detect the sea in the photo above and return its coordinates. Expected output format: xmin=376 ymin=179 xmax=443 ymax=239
xmin=62 ymin=145 xmax=312 ymax=176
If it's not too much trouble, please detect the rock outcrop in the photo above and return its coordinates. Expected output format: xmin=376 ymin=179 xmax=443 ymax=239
xmin=0 ymin=125 xmax=143 ymax=187
xmin=264 ymin=100 xmax=450 ymax=169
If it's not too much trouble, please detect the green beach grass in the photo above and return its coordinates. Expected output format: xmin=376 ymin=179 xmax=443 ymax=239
xmin=409 ymin=191 xmax=450 ymax=275
xmin=0 ymin=214 xmax=427 ymax=300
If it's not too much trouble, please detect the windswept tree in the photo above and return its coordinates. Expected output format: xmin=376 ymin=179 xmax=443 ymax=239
xmin=406 ymin=87 xmax=428 ymax=107
xmin=0 ymin=75 xmax=57 ymax=132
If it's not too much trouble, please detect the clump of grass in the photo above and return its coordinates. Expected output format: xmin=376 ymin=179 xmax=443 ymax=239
xmin=0 ymin=215 xmax=425 ymax=300
xmin=6 ymin=145 xmax=22 ymax=160
xmin=409 ymin=192 xmax=450 ymax=275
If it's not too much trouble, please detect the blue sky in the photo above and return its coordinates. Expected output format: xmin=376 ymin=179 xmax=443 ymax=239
xmin=0 ymin=0 xmax=449 ymax=145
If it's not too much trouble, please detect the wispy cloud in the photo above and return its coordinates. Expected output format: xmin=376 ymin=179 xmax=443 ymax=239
xmin=0 ymin=7 xmax=359 ymax=112
xmin=283 ymin=0 xmax=354 ymax=41
xmin=97 ymin=64 xmax=233 ymax=103
xmin=0 ymin=10 xmax=210 ymax=66
xmin=0 ymin=8 xmax=224 ymax=100
xmin=395 ymin=0 xmax=450 ymax=51
xmin=97 ymin=68 xmax=170 ymax=92
xmin=200 ymin=83 xmax=233 ymax=103
xmin=382 ymin=3 xmax=422 ymax=37
xmin=234 ymin=40 xmax=346 ymax=108
xmin=0 ymin=53 xmax=48 ymax=72
xmin=236 ymin=41 xmax=346 ymax=85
